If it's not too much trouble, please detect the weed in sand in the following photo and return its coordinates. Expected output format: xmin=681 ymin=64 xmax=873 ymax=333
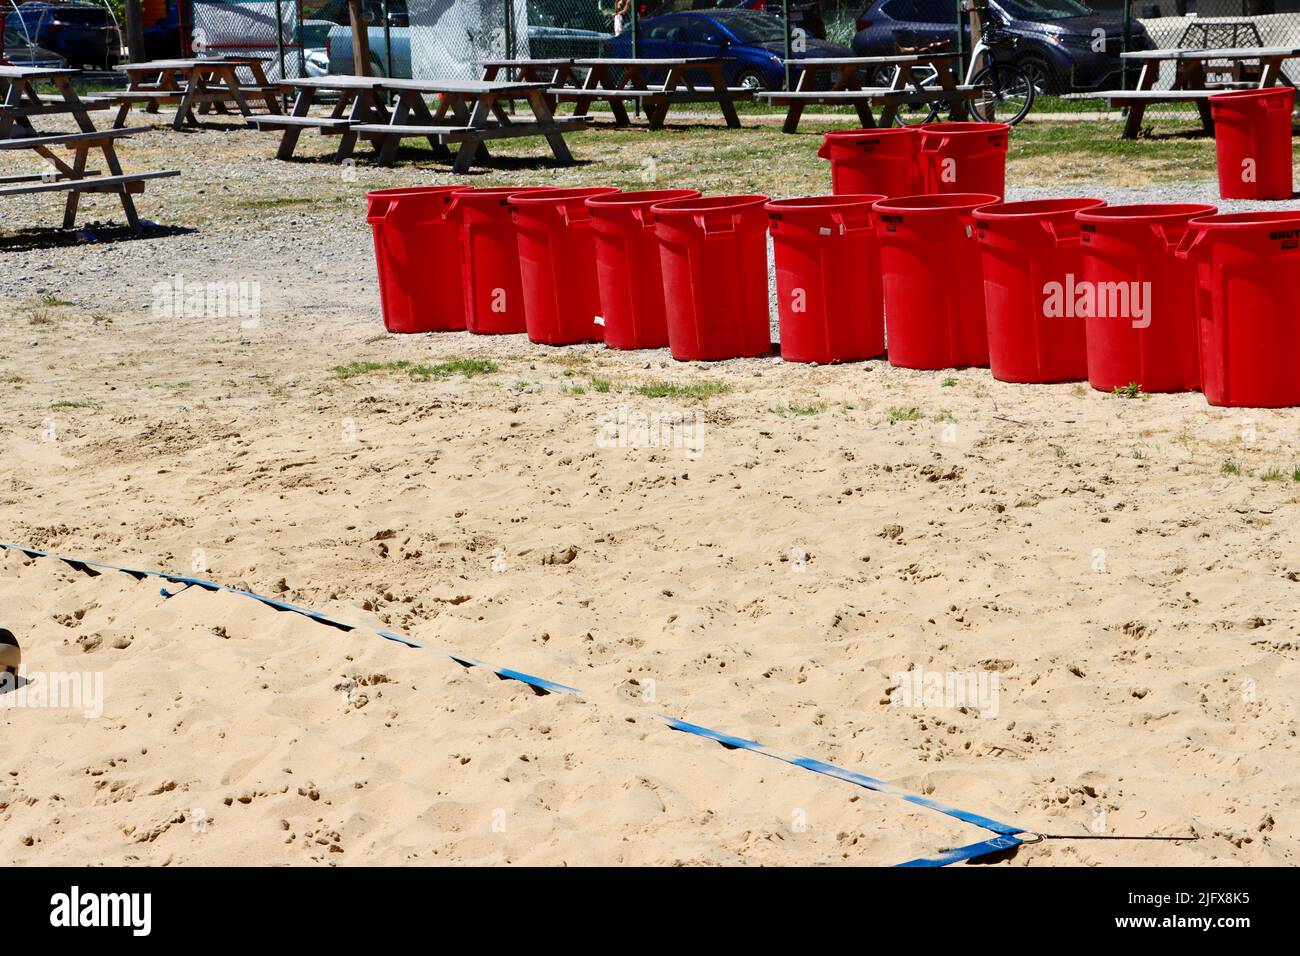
xmin=1111 ymin=382 xmax=1143 ymax=399
xmin=635 ymin=380 xmax=731 ymax=400
xmin=774 ymin=401 xmax=827 ymax=417
xmin=941 ymin=377 xmax=958 ymax=387
xmin=1221 ymin=460 xmax=1242 ymax=476
xmin=332 ymin=358 xmax=497 ymax=381
xmin=589 ymin=378 xmax=614 ymax=394
xmin=888 ymin=406 xmax=923 ymax=423
xmin=1260 ymin=467 xmax=1285 ymax=482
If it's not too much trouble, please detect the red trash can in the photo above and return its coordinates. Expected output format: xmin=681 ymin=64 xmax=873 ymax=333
xmin=509 ymin=187 xmax=620 ymax=346
xmin=455 ymin=186 xmax=555 ymax=335
xmin=919 ymin=122 xmax=1010 ymax=197
xmin=973 ymin=197 xmax=1106 ymax=383
xmin=652 ymin=194 xmax=773 ymax=362
xmin=586 ymin=188 xmax=702 ymax=350
xmin=366 ymin=185 xmax=471 ymax=333
xmin=817 ymin=127 xmax=920 ymax=198
xmin=766 ymin=194 xmax=887 ymax=364
xmin=873 ymin=193 xmax=998 ymax=370
xmin=1176 ymin=211 xmax=1300 ymax=407
xmin=1075 ymin=203 xmax=1216 ymax=393
xmin=1209 ymin=87 xmax=1294 ymax=201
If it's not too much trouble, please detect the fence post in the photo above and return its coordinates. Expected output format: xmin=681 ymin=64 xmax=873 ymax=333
xmin=632 ymin=2 xmax=639 ymax=59
xmin=783 ymin=0 xmax=792 ymax=91
xmin=505 ymin=0 xmax=515 ymax=61
xmin=383 ymin=0 xmax=394 ymax=78
xmin=1121 ymin=0 xmax=1132 ymax=91
xmin=274 ymin=0 xmax=286 ymax=82
xmin=955 ymin=0 xmax=965 ymax=76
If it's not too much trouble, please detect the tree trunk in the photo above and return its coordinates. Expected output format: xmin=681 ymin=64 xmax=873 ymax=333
xmin=123 ymin=0 xmax=146 ymax=63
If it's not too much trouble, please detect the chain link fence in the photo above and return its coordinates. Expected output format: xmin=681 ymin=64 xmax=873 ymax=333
xmin=174 ymin=0 xmax=1300 ymax=109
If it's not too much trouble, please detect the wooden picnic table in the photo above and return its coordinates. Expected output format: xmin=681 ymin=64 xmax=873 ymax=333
xmin=555 ymin=57 xmax=753 ymax=129
xmin=476 ymin=58 xmax=583 ymax=111
xmin=756 ymin=53 xmax=978 ymax=133
xmin=0 ymin=65 xmax=178 ymax=233
xmin=254 ymin=76 xmax=586 ymax=173
xmin=111 ymin=57 xmax=282 ymax=131
xmin=1065 ymin=46 xmax=1300 ymax=139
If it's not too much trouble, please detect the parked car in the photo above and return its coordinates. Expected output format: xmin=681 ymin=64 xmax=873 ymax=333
xmin=603 ymin=9 xmax=853 ymax=90
xmin=1 ymin=24 xmax=66 ymax=68
xmin=851 ymin=0 xmax=1152 ymax=92
xmin=3 ymin=1 xmax=120 ymax=70
xmin=324 ymin=0 xmax=610 ymax=77
xmin=648 ymin=1 xmax=827 ymax=40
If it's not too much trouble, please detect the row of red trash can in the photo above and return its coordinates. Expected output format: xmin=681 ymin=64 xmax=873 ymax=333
xmin=818 ymin=122 xmax=1010 ymax=199
xmin=367 ymin=185 xmax=1300 ymax=408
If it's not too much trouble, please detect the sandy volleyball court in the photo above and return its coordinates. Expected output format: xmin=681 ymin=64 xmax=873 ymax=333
xmin=1 ymin=115 xmax=1298 ymax=866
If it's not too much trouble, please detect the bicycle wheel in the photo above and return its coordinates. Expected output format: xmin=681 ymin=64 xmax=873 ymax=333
xmin=970 ymin=63 xmax=1035 ymax=125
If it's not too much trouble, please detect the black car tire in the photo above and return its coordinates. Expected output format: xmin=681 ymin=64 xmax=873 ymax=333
xmin=1016 ymin=53 xmax=1058 ymax=96
xmin=734 ymin=69 xmax=768 ymax=93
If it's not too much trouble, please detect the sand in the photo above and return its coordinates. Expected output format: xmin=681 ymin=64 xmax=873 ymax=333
xmin=1 ymin=111 xmax=1297 ymax=866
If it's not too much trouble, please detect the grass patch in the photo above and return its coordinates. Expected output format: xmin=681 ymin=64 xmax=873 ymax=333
xmin=887 ymin=406 xmax=922 ymax=423
xmin=1260 ymin=467 xmax=1285 ymax=482
xmin=1053 ymin=445 xmax=1066 ymax=459
xmin=1111 ymin=382 xmax=1143 ymax=399
xmin=51 ymin=399 xmax=96 ymax=410
xmin=1221 ymin=460 xmax=1242 ymax=476
xmin=40 ymin=294 xmax=73 ymax=307
xmin=774 ymin=401 xmax=827 ymax=417
xmin=941 ymin=377 xmax=958 ymax=387
xmin=332 ymin=358 xmax=498 ymax=381
xmin=634 ymin=380 xmax=731 ymax=400
xmin=589 ymin=377 xmax=614 ymax=393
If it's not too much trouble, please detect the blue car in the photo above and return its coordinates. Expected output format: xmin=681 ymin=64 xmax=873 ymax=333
xmin=603 ymin=9 xmax=854 ymax=91
xmin=4 ymin=1 xmax=120 ymax=70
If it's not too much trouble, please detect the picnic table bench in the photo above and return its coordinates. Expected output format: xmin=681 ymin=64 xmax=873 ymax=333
xmin=552 ymin=57 xmax=753 ymax=128
xmin=254 ymin=75 xmax=586 ymax=173
xmin=1064 ymin=46 xmax=1300 ymax=139
xmin=110 ymin=57 xmax=282 ymax=130
xmin=0 ymin=65 xmax=178 ymax=233
xmin=755 ymin=53 xmax=980 ymax=133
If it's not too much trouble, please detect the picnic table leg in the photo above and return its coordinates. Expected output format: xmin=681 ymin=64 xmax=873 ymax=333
xmin=707 ymin=65 xmax=742 ymax=129
xmin=173 ymin=72 xmax=202 ymax=130
xmin=61 ymin=145 xmax=89 ymax=229
xmin=215 ymin=67 xmax=256 ymax=119
xmin=450 ymin=93 xmax=498 ymax=173
xmin=408 ymin=93 xmax=452 ymax=157
xmin=337 ymin=90 xmax=382 ymax=164
xmin=1121 ymin=101 xmax=1146 ymax=140
xmin=375 ymin=91 xmax=415 ymax=166
xmin=247 ymin=62 xmax=282 ymax=114
xmin=52 ymin=76 xmax=96 ymax=133
xmin=526 ymin=88 xmax=574 ymax=166
xmin=101 ymin=142 xmax=142 ymax=233
xmin=277 ymin=87 xmax=317 ymax=160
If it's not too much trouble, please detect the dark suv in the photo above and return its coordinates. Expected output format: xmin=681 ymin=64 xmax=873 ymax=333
xmin=851 ymin=0 xmax=1152 ymax=93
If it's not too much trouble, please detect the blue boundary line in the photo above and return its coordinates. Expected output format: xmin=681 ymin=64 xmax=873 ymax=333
xmin=1 ymin=542 xmax=1027 ymax=866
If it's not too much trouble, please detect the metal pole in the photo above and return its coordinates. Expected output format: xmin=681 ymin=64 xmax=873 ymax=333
xmin=382 ymin=0 xmax=393 ymax=79
xmin=783 ymin=0 xmax=791 ymax=91
xmin=631 ymin=1 xmax=639 ymax=59
xmin=956 ymin=0 xmax=965 ymax=74
xmin=274 ymin=0 xmax=286 ymax=82
xmin=1121 ymin=0 xmax=1132 ymax=91
xmin=505 ymin=0 xmax=514 ymax=60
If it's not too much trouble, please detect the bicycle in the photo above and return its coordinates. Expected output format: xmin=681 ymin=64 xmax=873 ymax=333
xmin=880 ymin=1 xmax=1036 ymax=127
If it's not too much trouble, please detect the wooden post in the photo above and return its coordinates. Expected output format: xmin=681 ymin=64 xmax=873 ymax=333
xmin=123 ymin=0 xmax=146 ymax=63
xmin=349 ymin=0 xmax=371 ymax=76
